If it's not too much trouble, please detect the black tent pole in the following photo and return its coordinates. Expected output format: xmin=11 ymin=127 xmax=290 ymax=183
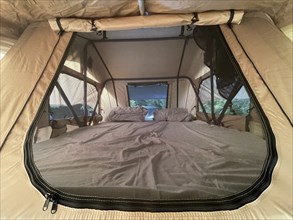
xmin=82 ymin=43 xmax=88 ymax=126
xmin=92 ymin=42 xmax=118 ymax=106
xmin=176 ymin=37 xmax=189 ymax=108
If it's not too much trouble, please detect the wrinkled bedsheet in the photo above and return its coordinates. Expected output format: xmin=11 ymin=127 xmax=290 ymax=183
xmin=33 ymin=121 xmax=267 ymax=199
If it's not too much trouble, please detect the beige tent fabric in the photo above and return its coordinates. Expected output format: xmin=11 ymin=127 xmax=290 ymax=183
xmin=196 ymin=10 xmax=244 ymax=25
xmin=0 ymin=35 xmax=17 ymax=54
xmin=48 ymin=11 xmax=243 ymax=32
xmin=48 ymin=14 xmax=193 ymax=32
xmin=0 ymin=22 xmax=73 ymax=148
xmin=0 ymin=0 xmax=139 ymax=40
xmin=220 ymin=24 xmax=293 ymax=218
xmin=281 ymin=24 xmax=293 ymax=41
xmin=95 ymin=14 xmax=192 ymax=30
xmin=145 ymin=0 xmax=292 ymax=28
xmin=231 ymin=16 xmax=293 ymax=123
xmin=1 ymin=21 xmax=292 ymax=219
xmin=1 ymin=0 xmax=292 ymax=49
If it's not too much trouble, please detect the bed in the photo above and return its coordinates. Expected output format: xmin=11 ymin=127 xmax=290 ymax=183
xmin=33 ymin=120 xmax=267 ymax=200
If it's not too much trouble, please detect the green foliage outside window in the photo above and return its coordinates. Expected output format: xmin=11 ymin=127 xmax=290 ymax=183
xmin=200 ymin=98 xmax=250 ymax=115
xmin=130 ymin=99 xmax=167 ymax=109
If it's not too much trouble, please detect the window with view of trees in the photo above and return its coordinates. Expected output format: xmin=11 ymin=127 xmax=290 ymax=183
xmin=127 ymin=83 xmax=168 ymax=120
xmin=199 ymin=76 xmax=250 ymax=116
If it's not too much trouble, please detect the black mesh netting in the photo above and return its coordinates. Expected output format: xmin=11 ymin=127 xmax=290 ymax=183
xmin=193 ymin=26 xmax=239 ymax=99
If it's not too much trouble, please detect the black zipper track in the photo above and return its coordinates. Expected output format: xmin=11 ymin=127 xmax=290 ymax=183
xmin=24 ymin=34 xmax=78 ymax=196
xmin=24 ymin=26 xmax=277 ymax=212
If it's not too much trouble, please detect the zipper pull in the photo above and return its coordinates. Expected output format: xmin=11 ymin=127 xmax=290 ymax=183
xmin=43 ymin=193 xmax=58 ymax=214
xmin=51 ymin=197 xmax=58 ymax=214
xmin=43 ymin=193 xmax=52 ymax=211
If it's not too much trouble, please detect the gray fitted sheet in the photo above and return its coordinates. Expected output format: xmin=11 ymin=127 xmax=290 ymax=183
xmin=33 ymin=120 xmax=267 ymax=200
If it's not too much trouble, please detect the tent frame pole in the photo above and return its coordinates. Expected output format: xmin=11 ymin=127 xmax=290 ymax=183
xmin=88 ymin=92 xmax=101 ymax=126
xmin=210 ymin=72 xmax=216 ymax=123
xmin=82 ymin=43 xmax=88 ymax=125
xmin=91 ymin=42 xmax=118 ymax=106
xmin=76 ymin=34 xmax=193 ymax=43
xmin=176 ymin=37 xmax=189 ymax=108
xmin=62 ymin=66 xmax=99 ymax=87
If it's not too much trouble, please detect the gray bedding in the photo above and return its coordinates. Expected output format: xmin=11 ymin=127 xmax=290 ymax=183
xmin=33 ymin=120 xmax=267 ymax=200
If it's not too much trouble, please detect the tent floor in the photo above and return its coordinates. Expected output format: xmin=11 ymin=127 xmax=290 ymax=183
xmin=33 ymin=120 xmax=267 ymax=200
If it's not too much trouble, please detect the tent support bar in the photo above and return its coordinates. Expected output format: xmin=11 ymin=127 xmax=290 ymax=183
xmin=112 ymin=81 xmax=118 ymax=106
xmin=190 ymin=81 xmax=211 ymax=123
xmin=76 ymin=35 xmax=193 ymax=43
xmin=55 ymin=81 xmax=83 ymax=127
xmin=210 ymin=73 xmax=216 ymax=122
xmin=179 ymin=26 xmax=185 ymax=36
xmin=88 ymin=94 xmax=100 ymax=126
xmin=92 ymin=43 xmax=118 ymax=106
xmin=62 ymin=66 xmax=99 ymax=88
xmin=83 ymin=45 xmax=88 ymax=125
xmin=215 ymin=79 xmax=242 ymax=125
xmin=176 ymin=37 xmax=189 ymax=107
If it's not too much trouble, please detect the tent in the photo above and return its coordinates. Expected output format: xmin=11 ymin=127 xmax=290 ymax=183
xmin=0 ymin=1 xmax=292 ymax=219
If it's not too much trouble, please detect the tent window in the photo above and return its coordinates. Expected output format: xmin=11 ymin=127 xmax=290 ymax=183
xmin=127 ymin=82 xmax=168 ymax=120
xmin=199 ymin=76 xmax=250 ymax=116
xmin=49 ymin=73 xmax=97 ymax=120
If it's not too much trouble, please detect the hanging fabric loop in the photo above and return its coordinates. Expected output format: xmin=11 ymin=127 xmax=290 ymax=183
xmin=56 ymin=18 xmax=64 ymax=35
xmin=227 ymin=9 xmax=235 ymax=28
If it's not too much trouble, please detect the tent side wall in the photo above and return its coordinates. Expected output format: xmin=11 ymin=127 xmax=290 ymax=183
xmin=221 ymin=18 xmax=293 ymax=216
xmin=230 ymin=16 xmax=293 ymax=123
xmin=1 ymin=17 xmax=292 ymax=219
xmin=0 ymin=22 xmax=73 ymax=147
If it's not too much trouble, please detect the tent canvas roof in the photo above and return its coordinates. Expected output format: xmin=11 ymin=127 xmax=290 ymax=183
xmin=0 ymin=0 xmax=292 ymax=52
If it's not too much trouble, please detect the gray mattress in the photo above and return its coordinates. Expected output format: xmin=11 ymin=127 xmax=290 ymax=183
xmin=33 ymin=120 xmax=267 ymax=200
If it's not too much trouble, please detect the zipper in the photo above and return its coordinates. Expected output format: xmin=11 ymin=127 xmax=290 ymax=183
xmin=43 ymin=193 xmax=58 ymax=214
xmin=24 ymin=26 xmax=277 ymax=212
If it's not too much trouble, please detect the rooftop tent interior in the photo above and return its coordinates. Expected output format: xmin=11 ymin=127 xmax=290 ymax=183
xmin=27 ymin=23 xmax=275 ymax=211
xmin=0 ymin=0 xmax=291 ymax=218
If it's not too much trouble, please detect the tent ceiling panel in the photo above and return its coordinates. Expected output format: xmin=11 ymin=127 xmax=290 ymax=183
xmin=94 ymin=40 xmax=186 ymax=79
xmin=87 ymin=43 xmax=111 ymax=83
xmin=181 ymin=39 xmax=208 ymax=79
xmin=79 ymin=26 xmax=190 ymax=40
xmin=70 ymin=28 xmax=208 ymax=81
